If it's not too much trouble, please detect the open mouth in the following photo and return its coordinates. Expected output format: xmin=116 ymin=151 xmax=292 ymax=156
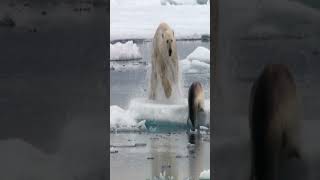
xmin=169 ymin=49 xmax=172 ymax=56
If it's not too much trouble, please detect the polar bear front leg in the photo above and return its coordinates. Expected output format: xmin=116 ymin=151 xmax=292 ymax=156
xmin=162 ymin=77 xmax=172 ymax=98
xmin=149 ymin=56 xmax=157 ymax=100
xmin=159 ymin=61 xmax=172 ymax=98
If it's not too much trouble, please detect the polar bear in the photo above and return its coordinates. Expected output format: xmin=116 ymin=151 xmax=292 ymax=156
xmin=149 ymin=22 xmax=179 ymax=100
xmin=249 ymin=64 xmax=301 ymax=180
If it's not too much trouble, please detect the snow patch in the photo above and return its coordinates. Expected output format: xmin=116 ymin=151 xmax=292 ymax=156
xmin=180 ymin=46 xmax=210 ymax=74
xmin=186 ymin=46 xmax=210 ymax=64
xmin=199 ymin=169 xmax=210 ymax=179
xmin=127 ymin=98 xmax=189 ymax=123
xmin=110 ymin=105 xmax=137 ymax=129
xmin=110 ymin=0 xmax=210 ymax=40
xmin=180 ymin=59 xmax=210 ymax=74
xmin=110 ymin=41 xmax=142 ymax=61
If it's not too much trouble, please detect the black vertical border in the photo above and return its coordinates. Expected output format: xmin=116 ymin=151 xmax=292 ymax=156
xmin=211 ymin=0 xmax=218 ymax=179
xmin=106 ymin=0 xmax=110 ymax=179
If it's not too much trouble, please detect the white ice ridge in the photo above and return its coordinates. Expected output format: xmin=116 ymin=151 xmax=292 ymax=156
xmin=110 ymin=41 xmax=142 ymax=61
xmin=110 ymin=105 xmax=137 ymax=129
xmin=127 ymin=98 xmax=189 ymax=123
xmin=180 ymin=59 xmax=210 ymax=74
xmin=199 ymin=169 xmax=210 ymax=179
xmin=186 ymin=46 xmax=210 ymax=64
xmin=110 ymin=98 xmax=210 ymax=129
xmin=180 ymin=46 xmax=210 ymax=74
xmin=110 ymin=0 xmax=210 ymax=40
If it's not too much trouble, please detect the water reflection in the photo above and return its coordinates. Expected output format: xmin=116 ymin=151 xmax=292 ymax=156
xmin=146 ymin=132 xmax=209 ymax=179
xmin=188 ymin=134 xmax=206 ymax=180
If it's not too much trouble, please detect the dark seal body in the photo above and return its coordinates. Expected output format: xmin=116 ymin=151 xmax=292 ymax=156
xmin=188 ymin=82 xmax=204 ymax=131
xmin=249 ymin=64 xmax=301 ymax=180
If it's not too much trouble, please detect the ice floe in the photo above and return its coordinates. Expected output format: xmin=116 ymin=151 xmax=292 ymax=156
xmin=110 ymin=41 xmax=142 ymax=61
xmin=180 ymin=46 xmax=210 ymax=74
xmin=199 ymin=169 xmax=210 ymax=179
xmin=180 ymin=59 xmax=210 ymax=74
xmin=110 ymin=98 xmax=210 ymax=131
xmin=110 ymin=105 xmax=137 ymax=129
xmin=186 ymin=46 xmax=210 ymax=64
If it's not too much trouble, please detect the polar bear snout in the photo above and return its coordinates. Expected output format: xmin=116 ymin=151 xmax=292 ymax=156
xmin=168 ymin=48 xmax=172 ymax=56
xmin=166 ymin=39 xmax=173 ymax=56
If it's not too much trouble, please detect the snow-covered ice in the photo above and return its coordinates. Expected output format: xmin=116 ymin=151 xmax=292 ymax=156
xmin=180 ymin=59 xmax=210 ymax=74
xmin=180 ymin=46 xmax=210 ymax=74
xmin=110 ymin=44 xmax=211 ymax=74
xmin=110 ymin=41 xmax=142 ymax=61
xmin=199 ymin=169 xmax=210 ymax=179
xmin=186 ymin=46 xmax=210 ymax=64
xmin=110 ymin=105 xmax=137 ymax=129
xmin=110 ymin=0 xmax=210 ymax=40
xmin=127 ymin=98 xmax=189 ymax=123
xmin=110 ymin=98 xmax=210 ymax=130
xmin=160 ymin=0 xmax=208 ymax=5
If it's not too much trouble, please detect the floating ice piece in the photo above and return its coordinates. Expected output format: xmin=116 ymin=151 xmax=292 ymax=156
xmin=180 ymin=59 xmax=210 ymax=74
xmin=110 ymin=41 xmax=142 ymax=61
xmin=137 ymin=120 xmax=147 ymax=130
xmin=199 ymin=169 xmax=210 ymax=180
xmin=127 ymin=98 xmax=189 ymax=123
xmin=110 ymin=105 xmax=137 ymax=129
xmin=110 ymin=99 xmax=210 ymax=131
xmin=187 ymin=46 xmax=210 ymax=64
xmin=200 ymin=126 xmax=209 ymax=131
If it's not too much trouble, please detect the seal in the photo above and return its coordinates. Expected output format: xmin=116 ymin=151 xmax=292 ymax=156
xmin=249 ymin=64 xmax=301 ymax=180
xmin=188 ymin=82 xmax=205 ymax=131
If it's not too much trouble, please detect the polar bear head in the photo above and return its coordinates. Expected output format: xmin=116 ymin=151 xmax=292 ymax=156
xmin=161 ymin=29 xmax=175 ymax=57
